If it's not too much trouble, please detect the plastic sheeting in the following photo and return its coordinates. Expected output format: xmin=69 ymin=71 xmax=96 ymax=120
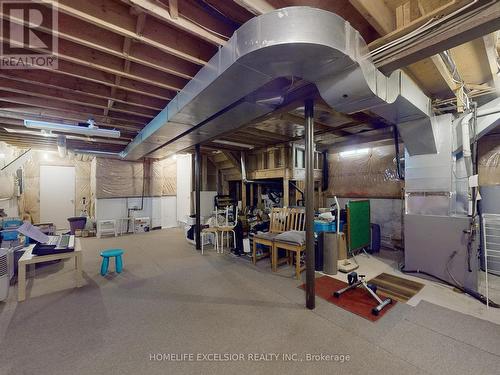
xmin=0 ymin=142 xmax=16 ymax=199
xmin=478 ymin=134 xmax=500 ymax=186
xmin=95 ymin=158 xmax=144 ymax=199
xmin=95 ymin=157 xmax=176 ymax=199
xmin=151 ymin=158 xmax=176 ymax=196
xmin=327 ymin=144 xmax=403 ymax=198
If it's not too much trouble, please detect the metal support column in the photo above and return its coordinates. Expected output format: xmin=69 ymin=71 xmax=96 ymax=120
xmin=195 ymin=144 xmax=201 ymax=250
xmin=305 ymin=98 xmax=315 ymax=309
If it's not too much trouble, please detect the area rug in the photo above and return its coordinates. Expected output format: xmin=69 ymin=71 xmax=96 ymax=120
xmin=299 ymin=276 xmax=396 ymax=322
xmin=368 ymin=273 xmax=425 ymax=303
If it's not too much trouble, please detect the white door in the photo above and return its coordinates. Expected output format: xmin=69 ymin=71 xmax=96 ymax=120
xmin=40 ymin=165 xmax=75 ymax=230
xmin=161 ymin=196 xmax=177 ymax=228
xmin=176 ymin=154 xmax=192 ymax=223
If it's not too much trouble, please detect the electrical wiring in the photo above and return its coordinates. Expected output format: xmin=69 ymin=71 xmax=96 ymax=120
xmin=369 ymin=0 xmax=479 ymax=58
xmin=401 ymin=265 xmax=500 ymax=308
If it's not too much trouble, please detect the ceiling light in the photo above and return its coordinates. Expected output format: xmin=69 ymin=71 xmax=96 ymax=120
xmin=43 ymin=152 xmax=50 ymax=160
xmin=24 ymin=119 xmax=121 ymax=138
xmin=339 ymin=148 xmax=369 ymax=158
xmin=0 ymin=153 xmax=5 ymax=159
xmin=3 ymin=128 xmax=127 ymax=145
xmin=212 ymin=139 xmax=254 ymax=149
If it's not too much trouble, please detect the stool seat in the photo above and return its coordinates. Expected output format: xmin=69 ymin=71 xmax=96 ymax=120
xmin=100 ymin=249 xmax=124 ymax=276
xmin=101 ymin=249 xmax=124 ymax=257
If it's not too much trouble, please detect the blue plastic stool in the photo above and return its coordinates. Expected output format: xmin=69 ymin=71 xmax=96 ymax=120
xmin=100 ymin=249 xmax=124 ymax=276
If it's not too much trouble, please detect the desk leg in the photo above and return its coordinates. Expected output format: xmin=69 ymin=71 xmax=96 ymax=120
xmin=75 ymin=253 xmax=83 ymax=287
xmin=18 ymin=262 xmax=26 ymax=302
xmin=252 ymin=239 xmax=257 ymax=264
xmin=29 ymin=263 xmax=35 ymax=278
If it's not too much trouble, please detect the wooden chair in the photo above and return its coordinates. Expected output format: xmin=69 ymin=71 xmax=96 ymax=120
xmin=272 ymin=208 xmax=306 ymax=279
xmin=218 ymin=206 xmax=237 ymax=254
xmin=252 ymin=207 xmax=288 ymax=265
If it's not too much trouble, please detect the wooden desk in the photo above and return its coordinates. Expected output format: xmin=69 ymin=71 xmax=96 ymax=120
xmin=17 ymin=239 xmax=83 ymax=302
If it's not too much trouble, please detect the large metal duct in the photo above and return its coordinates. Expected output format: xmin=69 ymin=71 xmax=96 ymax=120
xmin=120 ymin=6 xmax=435 ymax=160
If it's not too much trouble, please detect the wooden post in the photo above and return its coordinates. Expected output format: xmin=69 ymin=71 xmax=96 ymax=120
xmin=250 ymin=183 xmax=254 ymax=207
xmin=283 ymin=177 xmax=289 ymax=207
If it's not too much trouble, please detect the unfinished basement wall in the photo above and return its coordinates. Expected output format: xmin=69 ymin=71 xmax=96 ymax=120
xmin=327 ymin=144 xmax=403 ymax=198
xmin=18 ymin=151 xmax=92 ymax=223
xmin=94 ymin=157 xmax=178 ymax=229
xmin=0 ymin=142 xmax=20 ymax=217
xmin=326 ymin=144 xmax=404 ymax=248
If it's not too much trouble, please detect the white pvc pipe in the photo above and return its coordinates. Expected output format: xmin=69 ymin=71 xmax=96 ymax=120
xmin=334 ymin=196 xmax=340 ymax=233
xmin=24 ymin=120 xmax=121 ymax=138
xmin=461 ymin=112 xmax=473 ymax=178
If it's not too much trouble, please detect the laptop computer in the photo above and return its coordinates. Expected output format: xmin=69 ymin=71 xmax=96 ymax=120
xmin=17 ymin=222 xmax=75 ymax=256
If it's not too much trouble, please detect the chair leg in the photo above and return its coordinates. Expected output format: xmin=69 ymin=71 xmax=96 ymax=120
xmin=100 ymin=257 xmax=109 ymax=276
xmin=272 ymin=244 xmax=278 ymax=272
xmin=201 ymin=233 xmax=205 ymax=255
xmin=253 ymin=239 xmax=257 ymax=264
xmin=116 ymin=255 xmax=123 ymax=273
xmin=295 ymin=250 xmax=301 ymax=280
xmin=232 ymin=230 xmax=236 ymax=250
xmin=215 ymin=232 xmax=219 ymax=253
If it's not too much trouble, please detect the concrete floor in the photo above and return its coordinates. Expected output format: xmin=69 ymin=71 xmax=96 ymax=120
xmin=1 ymin=228 xmax=500 ymax=375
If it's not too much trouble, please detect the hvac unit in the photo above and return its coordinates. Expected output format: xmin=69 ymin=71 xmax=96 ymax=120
xmin=0 ymin=248 xmax=9 ymax=301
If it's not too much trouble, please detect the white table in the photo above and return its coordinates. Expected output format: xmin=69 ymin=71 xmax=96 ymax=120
xmin=17 ymin=239 xmax=83 ymax=302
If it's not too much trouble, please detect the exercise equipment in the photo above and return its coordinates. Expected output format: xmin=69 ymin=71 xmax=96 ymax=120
xmin=333 ymin=272 xmax=392 ymax=316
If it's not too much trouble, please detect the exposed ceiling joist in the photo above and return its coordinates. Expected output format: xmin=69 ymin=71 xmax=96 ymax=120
xmin=483 ymin=33 xmax=500 ymax=89
xmin=0 ymin=99 xmax=144 ymax=129
xmin=169 ymin=0 xmax=178 ymax=19
xmin=52 ymin=61 xmax=175 ymax=101
xmin=125 ymin=0 xmax=227 ymax=45
xmin=0 ymin=70 xmax=165 ymax=111
xmin=0 ymin=78 xmax=156 ymax=119
xmin=374 ymin=0 xmax=500 ymax=73
xmin=0 ymin=34 xmax=187 ymax=93
xmin=233 ymin=0 xmax=275 ymax=15
xmin=349 ymin=0 xmax=394 ymax=35
xmin=40 ymin=0 xmax=216 ymax=65
xmin=0 ymin=94 xmax=148 ymax=124
xmin=351 ymin=0 xmax=457 ymax=96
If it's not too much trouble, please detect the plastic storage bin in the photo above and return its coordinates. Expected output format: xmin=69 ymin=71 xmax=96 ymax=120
xmin=68 ymin=217 xmax=87 ymax=235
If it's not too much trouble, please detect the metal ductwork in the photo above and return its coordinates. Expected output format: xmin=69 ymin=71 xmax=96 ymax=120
xmin=120 ymin=6 xmax=435 ymax=160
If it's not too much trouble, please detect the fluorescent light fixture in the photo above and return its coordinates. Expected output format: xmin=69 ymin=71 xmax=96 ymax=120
xmin=73 ymin=149 xmax=124 ymax=158
xmin=339 ymin=148 xmax=370 ymax=158
xmin=24 ymin=119 xmax=121 ymax=138
xmin=43 ymin=152 xmax=50 ymax=160
xmin=212 ymin=139 xmax=254 ymax=149
xmin=3 ymin=128 xmax=127 ymax=145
